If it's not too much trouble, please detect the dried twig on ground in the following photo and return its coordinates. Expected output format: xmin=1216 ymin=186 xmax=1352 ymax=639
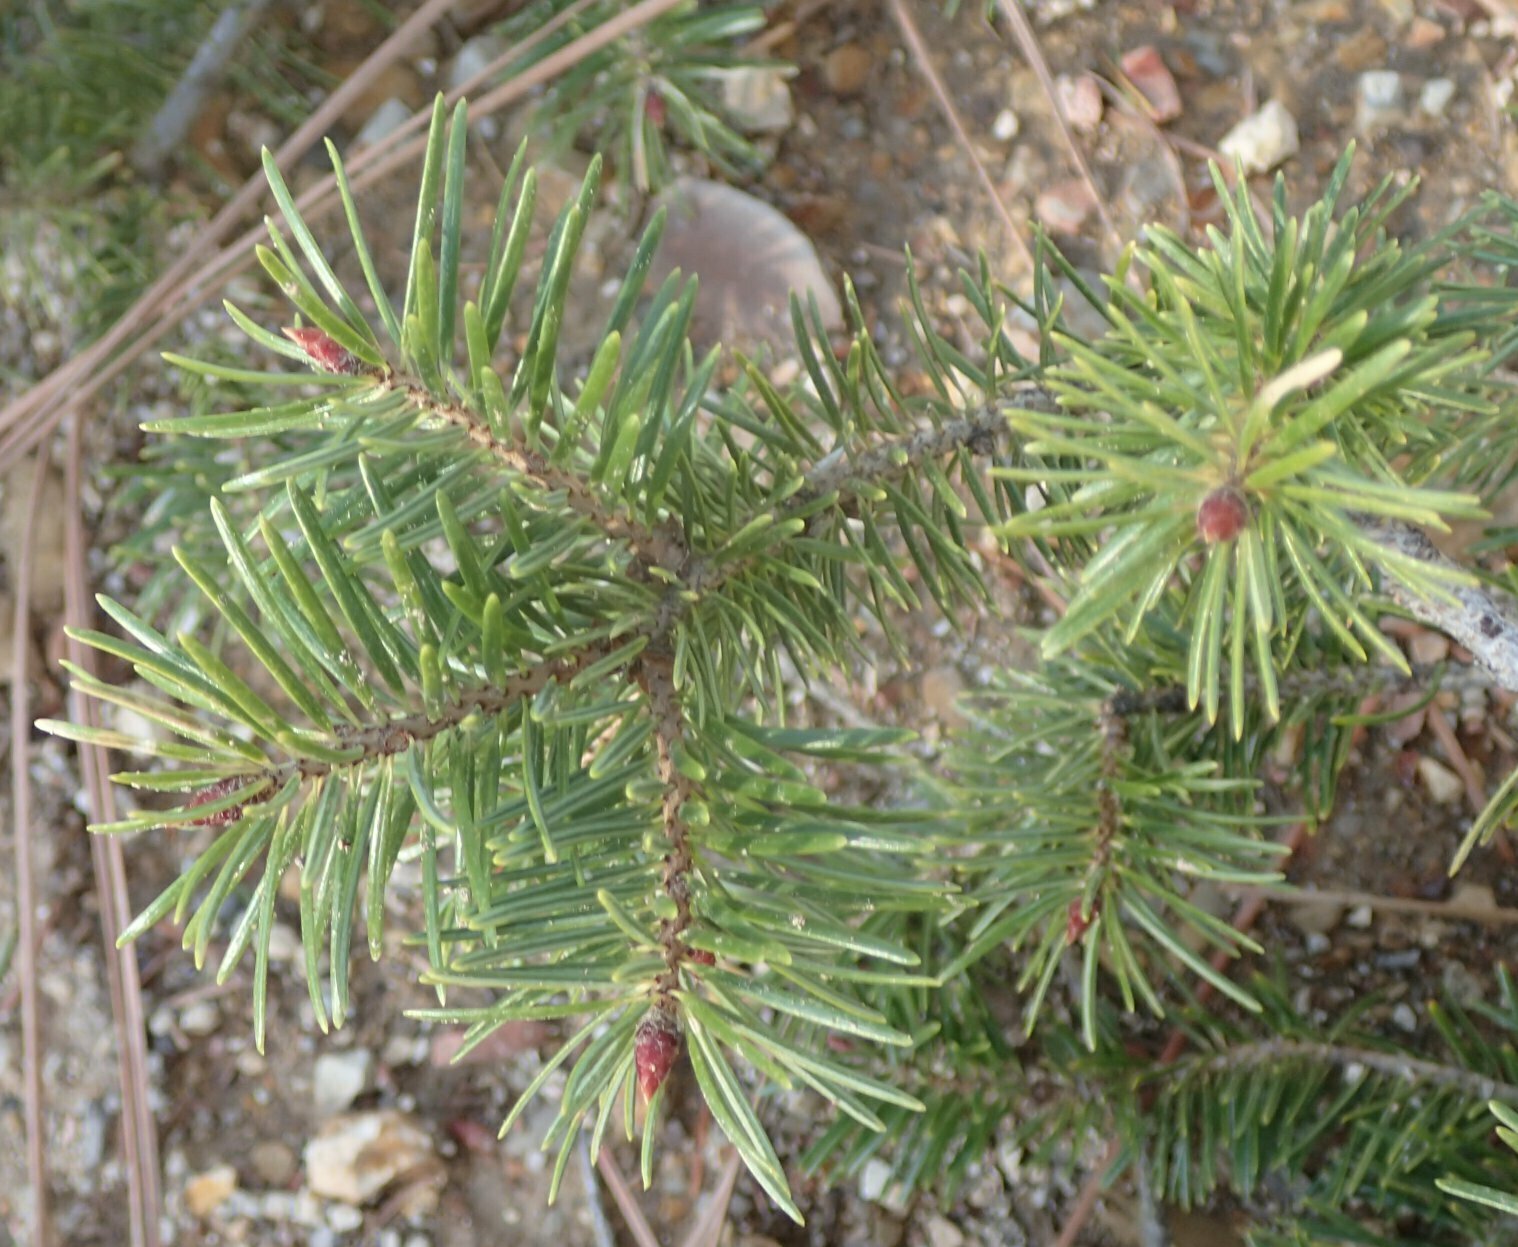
xmin=65 ymin=415 xmax=161 ymax=1247
xmin=990 ymin=0 xmax=1120 ymax=255
xmin=11 ymin=450 xmax=52 ymax=1247
xmin=888 ymin=0 xmax=1035 ymax=275
xmin=132 ymin=0 xmax=277 ymax=178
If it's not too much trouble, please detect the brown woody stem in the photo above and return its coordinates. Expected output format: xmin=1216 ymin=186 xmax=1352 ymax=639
xmin=386 ymin=372 xmax=689 ymax=573
xmin=634 ymin=652 xmax=697 ymax=1008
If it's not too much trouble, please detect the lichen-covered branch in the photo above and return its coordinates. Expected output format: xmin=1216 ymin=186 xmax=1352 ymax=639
xmin=1357 ymin=514 xmax=1518 ymax=691
xmin=790 ymin=385 xmax=1056 ymax=514
xmin=1189 ymin=1038 xmax=1518 ymax=1107
xmin=650 ymin=388 xmax=1057 ymax=639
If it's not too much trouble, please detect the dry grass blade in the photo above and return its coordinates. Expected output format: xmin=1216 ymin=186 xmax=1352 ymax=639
xmin=990 ymin=0 xmax=1120 ymax=255
xmin=678 ymin=1148 xmax=742 ymax=1247
xmin=11 ymin=450 xmax=52 ymax=1247
xmin=64 ymin=415 xmax=162 ymax=1247
xmin=0 ymin=0 xmax=466 ymax=467
xmin=0 ymin=0 xmax=687 ymax=472
xmin=594 ymin=1149 xmax=662 ymax=1247
xmin=888 ymin=0 xmax=1034 ymax=276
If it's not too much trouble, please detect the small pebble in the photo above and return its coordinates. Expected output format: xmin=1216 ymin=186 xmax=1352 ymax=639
xmin=924 ymin=1214 xmax=966 ymax=1247
xmin=720 ymin=67 xmax=794 ymax=135
xmin=267 ymin=923 xmax=301 ymax=962
xmin=1391 ymin=1002 xmax=1418 ymax=1033
xmin=992 ymin=108 xmax=1020 ymax=141
xmin=824 ymin=44 xmax=872 ymax=97
xmin=1417 ymin=756 xmax=1463 ymax=805
xmin=1442 ymin=960 xmax=1483 ymax=1007
xmin=306 ymin=1110 xmax=439 ymax=1206
xmin=1035 ymin=177 xmax=1097 ymax=236
xmin=1346 ymin=903 xmax=1374 ymax=929
xmin=314 ymin=1049 xmax=373 ymax=1117
xmin=355 ymin=98 xmax=413 ymax=150
xmin=1406 ymin=16 xmax=1446 ymax=47
xmin=1287 ymin=898 xmax=1344 ymax=936
xmin=251 ymin=1140 xmax=298 ymax=1187
xmin=859 ymin=1157 xmax=892 ymax=1202
xmin=185 ymin=1164 xmax=238 ymax=1217
xmin=328 ymin=1205 xmax=364 ymax=1232
xmin=178 ymin=1000 xmax=221 ymax=1037
xmin=1219 ymin=99 xmax=1299 ymax=173
xmin=1056 ymin=73 xmax=1104 ymax=131
xmin=1419 ymin=77 xmax=1456 ymax=118
xmin=1120 ymin=45 xmax=1182 ymax=123
xmin=1356 ymin=70 xmax=1405 ymax=133
xmin=1408 ymin=630 xmax=1449 ymax=666
xmin=446 ymin=34 xmax=505 ymax=94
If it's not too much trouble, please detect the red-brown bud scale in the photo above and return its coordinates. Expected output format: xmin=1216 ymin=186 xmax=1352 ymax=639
xmin=283 ymin=326 xmax=366 ymax=375
xmin=1196 ymin=486 xmax=1248 ymax=544
xmin=1065 ymin=896 xmax=1098 ymax=945
xmin=634 ymin=1009 xmax=680 ymax=1102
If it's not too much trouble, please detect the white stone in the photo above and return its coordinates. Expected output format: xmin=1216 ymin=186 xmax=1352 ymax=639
xmin=719 ymin=66 xmax=794 ymax=135
xmin=1420 ymin=77 xmax=1456 ymax=118
xmin=313 ymin=1049 xmax=373 ymax=1117
xmin=925 ymin=1214 xmax=966 ymax=1247
xmin=185 ymin=1164 xmax=238 ymax=1217
xmin=327 ymin=1204 xmax=364 ymax=1232
xmin=266 ymin=923 xmax=300 ymax=963
xmin=1346 ymin=903 xmax=1374 ymax=929
xmin=178 ymin=1000 xmax=221 ymax=1036
xmin=447 ymin=35 xmax=505 ymax=95
xmin=1218 ymin=99 xmax=1299 ymax=174
xmin=992 ymin=108 xmax=1020 ymax=141
xmin=381 ymin=1033 xmax=430 ymax=1068
xmin=859 ymin=1157 xmax=892 ymax=1202
xmin=305 ymin=1111 xmax=436 ymax=1206
xmin=1391 ymin=1002 xmax=1418 ymax=1033
xmin=355 ymin=99 xmax=414 ymax=151
xmin=1356 ymin=71 xmax=1405 ymax=132
xmin=1417 ymin=756 xmax=1464 ymax=805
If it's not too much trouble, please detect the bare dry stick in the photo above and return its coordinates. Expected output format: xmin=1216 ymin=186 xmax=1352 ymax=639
xmin=64 ymin=415 xmax=162 ymax=1247
xmin=678 ymin=1149 xmax=743 ymax=1247
xmin=594 ymin=1150 xmax=662 ymax=1247
xmin=887 ymin=0 xmax=1034 ymax=275
xmin=11 ymin=451 xmax=52 ymax=1247
xmin=133 ymin=0 xmax=278 ymax=177
xmin=0 ymin=0 xmax=687 ymax=469
xmin=990 ymin=0 xmax=1121 ymax=255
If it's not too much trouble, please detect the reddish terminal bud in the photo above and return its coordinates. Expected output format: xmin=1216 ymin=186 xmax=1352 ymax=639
xmin=283 ymin=326 xmax=366 ymax=375
xmin=185 ymin=777 xmax=258 ymax=827
xmin=635 ymin=1010 xmax=680 ymax=1102
xmin=645 ymin=89 xmax=667 ymax=127
xmin=1065 ymin=897 xmax=1098 ymax=945
xmin=686 ymin=947 xmax=716 ymax=967
xmin=1196 ymin=486 xmax=1248 ymax=544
